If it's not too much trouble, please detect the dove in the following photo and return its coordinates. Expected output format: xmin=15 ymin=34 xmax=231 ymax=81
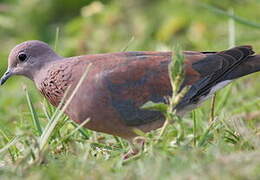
xmin=1 ymin=40 xmax=259 ymax=144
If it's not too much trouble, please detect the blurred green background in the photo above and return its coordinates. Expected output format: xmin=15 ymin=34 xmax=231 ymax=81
xmin=0 ymin=0 xmax=260 ymax=56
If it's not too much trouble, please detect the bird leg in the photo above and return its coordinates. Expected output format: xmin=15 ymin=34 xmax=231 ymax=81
xmin=123 ymin=136 xmax=145 ymax=160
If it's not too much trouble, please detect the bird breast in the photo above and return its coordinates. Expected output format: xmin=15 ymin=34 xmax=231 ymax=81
xmin=38 ymin=64 xmax=72 ymax=107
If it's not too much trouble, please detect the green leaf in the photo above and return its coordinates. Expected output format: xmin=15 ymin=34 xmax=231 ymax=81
xmin=141 ymin=101 xmax=168 ymax=114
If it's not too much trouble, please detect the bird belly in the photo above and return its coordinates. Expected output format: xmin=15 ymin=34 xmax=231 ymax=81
xmin=177 ymin=80 xmax=232 ymax=116
xmin=198 ymin=80 xmax=232 ymax=103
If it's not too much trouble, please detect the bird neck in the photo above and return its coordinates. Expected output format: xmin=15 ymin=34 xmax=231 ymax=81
xmin=28 ymin=54 xmax=62 ymax=80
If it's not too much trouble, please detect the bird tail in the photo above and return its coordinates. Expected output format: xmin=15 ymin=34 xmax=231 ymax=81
xmin=245 ymin=55 xmax=260 ymax=73
xmin=224 ymin=54 xmax=260 ymax=80
xmin=175 ymin=49 xmax=260 ymax=115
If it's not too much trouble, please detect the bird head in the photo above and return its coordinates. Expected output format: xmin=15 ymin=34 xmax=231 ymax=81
xmin=0 ymin=40 xmax=60 ymax=85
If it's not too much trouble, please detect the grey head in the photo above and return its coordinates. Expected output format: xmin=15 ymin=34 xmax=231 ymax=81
xmin=0 ymin=40 xmax=61 ymax=85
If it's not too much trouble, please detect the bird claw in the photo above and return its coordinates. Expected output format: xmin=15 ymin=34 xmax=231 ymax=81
xmin=123 ymin=148 xmax=140 ymax=160
xmin=123 ymin=136 xmax=145 ymax=160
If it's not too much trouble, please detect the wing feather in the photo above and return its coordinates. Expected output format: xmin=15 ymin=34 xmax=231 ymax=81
xmin=177 ymin=46 xmax=254 ymax=109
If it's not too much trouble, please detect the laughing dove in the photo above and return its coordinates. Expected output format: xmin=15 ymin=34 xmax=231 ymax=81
xmin=1 ymin=40 xmax=260 ymax=141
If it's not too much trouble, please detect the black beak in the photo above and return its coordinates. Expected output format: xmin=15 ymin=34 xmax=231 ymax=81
xmin=0 ymin=70 xmax=12 ymax=85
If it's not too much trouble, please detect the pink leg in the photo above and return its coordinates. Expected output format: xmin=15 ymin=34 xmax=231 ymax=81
xmin=123 ymin=136 xmax=145 ymax=160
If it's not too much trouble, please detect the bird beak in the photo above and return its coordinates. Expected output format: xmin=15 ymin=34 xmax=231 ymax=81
xmin=0 ymin=69 xmax=12 ymax=85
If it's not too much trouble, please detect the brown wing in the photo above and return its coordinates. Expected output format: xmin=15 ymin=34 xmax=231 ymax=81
xmin=102 ymin=51 xmax=172 ymax=126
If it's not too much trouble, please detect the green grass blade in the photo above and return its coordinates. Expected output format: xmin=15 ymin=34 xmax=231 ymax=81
xmin=62 ymin=118 xmax=90 ymax=141
xmin=192 ymin=110 xmax=197 ymax=146
xmin=198 ymin=120 xmax=219 ymax=147
xmin=121 ymin=36 xmax=135 ymax=52
xmin=71 ymin=121 xmax=90 ymax=139
xmin=0 ymin=129 xmax=19 ymax=162
xmin=0 ymin=137 xmax=19 ymax=154
xmin=113 ymin=136 xmax=126 ymax=149
xmin=25 ymin=88 xmax=42 ymax=135
xmin=201 ymin=3 xmax=260 ymax=29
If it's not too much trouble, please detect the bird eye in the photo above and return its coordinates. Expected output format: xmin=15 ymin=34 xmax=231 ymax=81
xmin=18 ymin=53 xmax=27 ymax=62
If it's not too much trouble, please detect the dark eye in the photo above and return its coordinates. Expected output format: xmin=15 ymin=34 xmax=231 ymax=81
xmin=18 ymin=53 xmax=27 ymax=62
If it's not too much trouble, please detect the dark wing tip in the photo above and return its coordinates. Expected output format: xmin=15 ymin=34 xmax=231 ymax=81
xmin=237 ymin=45 xmax=254 ymax=55
xmin=238 ymin=45 xmax=253 ymax=49
xmin=218 ymin=45 xmax=255 ymax=60
xmin=235 ymin=45 xmax=254 ymax=55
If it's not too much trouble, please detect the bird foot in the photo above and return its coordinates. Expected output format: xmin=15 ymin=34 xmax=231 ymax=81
xmin=123 ymin=136 xmax=145 ymax=160
xmin=123 ymin=148 xmax=140 ymax=160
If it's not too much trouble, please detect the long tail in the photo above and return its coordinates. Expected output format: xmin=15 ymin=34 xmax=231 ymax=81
xmin=225 ymin=54 xmax=260 ymax=80
xmin=175 ymin=49 xmax=260 ymax=114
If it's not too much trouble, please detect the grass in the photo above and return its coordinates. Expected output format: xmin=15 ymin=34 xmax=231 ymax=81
xmin=0 ymin=1 xmax=260 ymax=180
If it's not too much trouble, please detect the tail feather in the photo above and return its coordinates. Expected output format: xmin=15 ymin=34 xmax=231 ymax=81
xmin=176 ymin=46 xmax=259 ymax=113
xmin=225 ymin=55 xmax=260 ymax=80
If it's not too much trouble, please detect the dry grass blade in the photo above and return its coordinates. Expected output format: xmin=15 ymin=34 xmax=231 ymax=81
xmin=54 ymin=26 xmax=60 ymax=52
xmin=209 ymin=93 xmax=217 ymax=122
